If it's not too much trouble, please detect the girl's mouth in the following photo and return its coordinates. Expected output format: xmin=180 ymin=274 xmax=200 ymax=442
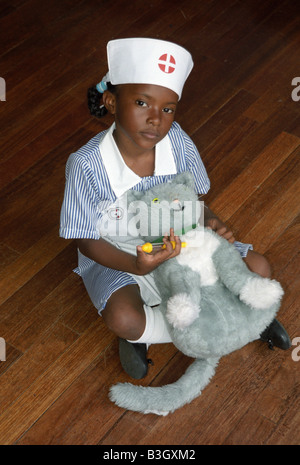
xmin=140 ymin=131 xmax=160 ymax=140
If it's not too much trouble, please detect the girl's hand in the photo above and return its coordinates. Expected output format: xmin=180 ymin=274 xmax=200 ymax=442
xmin=135 ymin=228 xmax=181 ymax=275
xmin=206 ymin=218 xmax=235 ymax=244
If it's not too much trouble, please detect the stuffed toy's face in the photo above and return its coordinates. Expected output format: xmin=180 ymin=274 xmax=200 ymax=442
xmin=127 ymin=172 xmax=202 ymax=242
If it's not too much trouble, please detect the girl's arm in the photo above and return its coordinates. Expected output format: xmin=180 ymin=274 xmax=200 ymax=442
xmin=76 ymin=229 xmax=182 ymax=276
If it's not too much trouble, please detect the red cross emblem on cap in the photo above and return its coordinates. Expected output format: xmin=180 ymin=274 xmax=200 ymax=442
xmin=158 ymin=54 xmax=176 ymax=74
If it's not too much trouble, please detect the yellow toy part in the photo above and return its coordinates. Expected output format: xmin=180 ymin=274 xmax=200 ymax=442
xmin=142 ymin=241 xmax=187 ymax=253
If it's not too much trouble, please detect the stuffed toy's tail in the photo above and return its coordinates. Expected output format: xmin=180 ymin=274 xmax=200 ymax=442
xmin=109 ymin=357 xmax=218 ymax=415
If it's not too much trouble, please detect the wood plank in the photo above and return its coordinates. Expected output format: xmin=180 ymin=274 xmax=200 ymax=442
xmin=207 ymin=0 xmax=284 ymax=63
xmin=223 ymin=4 xmax=300 ymax=94
xmin=59 ymin=300 xmax=98 ymax=336
xmin=190 ymin=90 xmax=257 ymax=153
xmin=287 ymin=115 xmax=300 ymax=138
xmin=176 ymin=62 xmax=238 ymax=136
xmin=242 ymin=175 xmax=300 ymax=253
xmin=210 ymin=132 xmax=300 ymax=221
xmin=0 ymin=342 xmax=22 ymax=377
xmin=275 ymin=252 xmax=300 ymax=324
xmin=16 ymin=340 xmax=123 ymax=445
xmin=222 ymin=409 xmax=276 ymax=445
xmin=0 ymin=319 xmax=112 ymax=445
xmin=0 ymin=243 xmax=77 ymax=343
xmin=180 ymin=352 xmax=289 ymax=444
xmin=0 ymin=55 xmax=102 ymax=162
xmin=199 ymin=115 xmax=259 ymax=173
xmin=0 ymin=321 xmax=78 ymax=415
xmin=265 ymin=358 xmax=300 ymax=445
xmin=224 ymin=345 xmax=300 ymax=445
xmin=267 ymin=407 xmax=300 ymax=445
xmin=203 ymin=105 xmax=299 ymax=204
xmin=243 ymin=28 xmax=300 ymax=98
xmin=0 ymin=242 xmax=20 ymax=268
xmin=265 ymin=216 xmax=300 ymax=276
xmin=224 ymin=147 xmax=300 ymax=243
xmin=249 ymin=387 xmax=291 ymax=424
xmin=5 ymin=274 xmax=89 ymax=352
xmin=0 ymin=128 xmax=95 ymax=253
xmin=0 ymin=99 xmax=91 ymax=186
xmin=16 ymin=342 xmax=180 ymax=445
xmin=0 ymin=228 xmax=71 ymax=306
xmin=243 ymin=83 xmax=297 ymax=123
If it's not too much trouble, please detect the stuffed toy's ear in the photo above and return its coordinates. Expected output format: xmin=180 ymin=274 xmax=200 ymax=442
xmin=127 ymin=188 xmax=144 ymax=202
xmin=172 ymin=171 xmax=195 ymax=189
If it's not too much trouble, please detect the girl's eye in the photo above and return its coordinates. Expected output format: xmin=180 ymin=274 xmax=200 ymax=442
xmin=163 ymin=107 xmax=174 ymax=114
xmin=136 ymin=100 xmax=147 ymax=107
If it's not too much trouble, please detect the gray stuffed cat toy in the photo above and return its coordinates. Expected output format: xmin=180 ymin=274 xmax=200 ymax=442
xmin=109 ymin=172 xmax=283 ymax=415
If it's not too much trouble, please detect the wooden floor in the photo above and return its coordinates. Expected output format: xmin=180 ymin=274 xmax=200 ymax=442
xmin=0 ymin=0 xmax=299 ymax=446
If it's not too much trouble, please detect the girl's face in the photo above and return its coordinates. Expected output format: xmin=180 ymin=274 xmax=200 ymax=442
xmin=103 ymin=83 xmax=178 ymax=156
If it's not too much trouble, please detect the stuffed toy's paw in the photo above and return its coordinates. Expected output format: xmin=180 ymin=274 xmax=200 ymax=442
xmin=240 ymin=277 xmax=284 ymax=310
xmin=166 ymin=293 xmax=201 ymax=329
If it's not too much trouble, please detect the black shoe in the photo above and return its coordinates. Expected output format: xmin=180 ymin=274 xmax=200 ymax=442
xmin=118 ymin=338 xmax=152 ymax=379
xmin=260 ymin=319 xmax=291 ymax=350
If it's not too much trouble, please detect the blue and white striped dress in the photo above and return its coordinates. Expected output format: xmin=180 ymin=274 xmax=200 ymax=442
xmin=60 ymin=121 xmax=252 ymax=313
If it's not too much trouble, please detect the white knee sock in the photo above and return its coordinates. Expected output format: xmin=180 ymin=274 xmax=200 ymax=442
xmin=128 ymin=304 xmax=172 ymax=345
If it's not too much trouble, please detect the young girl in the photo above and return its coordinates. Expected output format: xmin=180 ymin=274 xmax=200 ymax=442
xmin=60 ymin=38 xmax=290 ymax=379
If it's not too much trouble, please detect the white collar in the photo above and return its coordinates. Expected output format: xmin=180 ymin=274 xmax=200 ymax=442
xmin=99 ymin=123 xmax=177 ymax=197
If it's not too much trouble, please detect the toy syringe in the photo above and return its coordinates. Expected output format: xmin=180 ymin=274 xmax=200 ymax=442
xmin=141 ymin=225 xmax=196 ymax=253
xmin=141 ymin=241 xmax=187 ymax=253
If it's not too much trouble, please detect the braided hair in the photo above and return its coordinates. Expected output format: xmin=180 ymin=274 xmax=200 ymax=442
xmin=87 ymin=82 xmax=117 ymax=118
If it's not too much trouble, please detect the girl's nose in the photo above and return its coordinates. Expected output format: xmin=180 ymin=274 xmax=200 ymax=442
xmin=147 ymin=108 xmax=161 ymax=126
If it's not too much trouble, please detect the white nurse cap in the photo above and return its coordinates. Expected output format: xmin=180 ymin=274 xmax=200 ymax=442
xmin=98 ymin=38 xmax=193 ymax=99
